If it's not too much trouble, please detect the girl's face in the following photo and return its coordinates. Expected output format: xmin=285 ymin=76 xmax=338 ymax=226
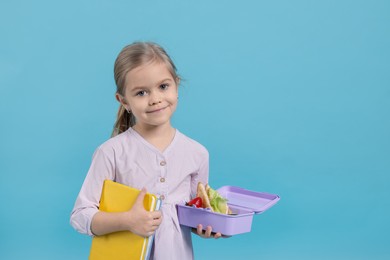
xmin=119 ymin=61 xmax=179 ymax=130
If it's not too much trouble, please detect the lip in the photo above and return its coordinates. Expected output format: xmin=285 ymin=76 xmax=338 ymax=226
xmin=146 ymin=106 xmax=168 ymax=113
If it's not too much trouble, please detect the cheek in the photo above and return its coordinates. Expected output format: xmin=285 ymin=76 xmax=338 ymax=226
xmin=169 ymin=95 xmax=179 ymax=108
xmin=169 ymin=89 xmax=179 ymax=104
xmin=128 ymin=102 xmax=142 ymax=112
xmin=126 ymin=99 xmax=143 ymax=113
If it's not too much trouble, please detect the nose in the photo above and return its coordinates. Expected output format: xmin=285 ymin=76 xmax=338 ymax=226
xmin=149 ymin=91 xmax=162 ymax=106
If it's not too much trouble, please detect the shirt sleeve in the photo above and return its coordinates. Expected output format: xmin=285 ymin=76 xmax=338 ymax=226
xmin=190 ymin=148 xmax=209 ymax=198
xmin=70 ymin=146 xmax=115 ymax=236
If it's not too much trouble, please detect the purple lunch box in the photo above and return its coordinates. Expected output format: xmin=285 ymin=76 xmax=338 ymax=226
xmin=176 ymin=186 xmax=280 ymax=236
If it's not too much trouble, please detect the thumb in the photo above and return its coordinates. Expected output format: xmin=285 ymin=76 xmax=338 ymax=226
xmin=134 ymin=187 xmax=147 ymax=207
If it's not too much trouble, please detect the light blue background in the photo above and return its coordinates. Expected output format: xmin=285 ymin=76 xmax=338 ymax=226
xmin=1 ymin=0 xmax=389 ymax=259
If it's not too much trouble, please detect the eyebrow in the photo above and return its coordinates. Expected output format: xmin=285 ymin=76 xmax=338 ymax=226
xmin=130 ymin=78 xmax=174 ymax=92
xmin=130 ymin=86 xmax=147 ymax=93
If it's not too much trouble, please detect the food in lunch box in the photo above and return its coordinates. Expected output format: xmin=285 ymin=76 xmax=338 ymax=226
xmin=186 ymin=196 xmax=203 ymax=208
xmin=186 ymin=182 xmax=232 ymax=214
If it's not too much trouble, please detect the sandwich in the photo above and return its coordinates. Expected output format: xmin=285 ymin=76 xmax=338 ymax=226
xmin=195 ymin=182 xmax=232 ymax=214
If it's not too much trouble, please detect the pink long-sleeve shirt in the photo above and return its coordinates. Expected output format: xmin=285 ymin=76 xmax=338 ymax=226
xmin=70 ymin=127 xmax=209 ymax=260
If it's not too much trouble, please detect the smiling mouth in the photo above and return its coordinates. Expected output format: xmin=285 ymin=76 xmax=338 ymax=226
xmin=147 ymin=106 xmax=168 ymax=113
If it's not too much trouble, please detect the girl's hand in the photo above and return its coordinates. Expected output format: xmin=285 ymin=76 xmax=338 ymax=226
xmin=193 ymin=224 xmax=222 ymax=239
xmin=123 ymin=188 xmax=163 ymax=237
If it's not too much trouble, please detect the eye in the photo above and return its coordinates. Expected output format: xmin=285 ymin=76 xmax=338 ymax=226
xmin=159 ymin=83 xmax=169 ymax=90
xmin=136 ymin=90 xmax=147 ymax=96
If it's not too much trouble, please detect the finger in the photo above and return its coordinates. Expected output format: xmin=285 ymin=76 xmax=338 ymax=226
xmin=151 ymin=210 xmax=162 ymax=219
xmin=214 ymin=232 xmax=222 ymax=239
xmin=135 ymin=187 xmax=147 ymax=206
xmin=205 ymin=226 xmax=212 ymax=237
xmin=197 ymin=224 xmax=203 ymax=235
xmin=153 ymin=217 xmax=162 ymax=226
xmin=150 ymin=225 xmax=158 ymax=232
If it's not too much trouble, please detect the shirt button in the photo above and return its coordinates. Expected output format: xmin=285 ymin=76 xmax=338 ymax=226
xmin=160 ymin=161 xmax=166 ymax=166
xmin=160 ymin=195 xmax=165 ymax=200
xmin=160 ymin=177 xmax=165 ymax=183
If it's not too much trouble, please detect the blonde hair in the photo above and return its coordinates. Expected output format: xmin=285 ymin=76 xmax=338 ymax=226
xmin=112 ymin=42 xmax=179 ymax=137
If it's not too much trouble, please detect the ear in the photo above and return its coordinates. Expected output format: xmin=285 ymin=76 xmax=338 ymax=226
xmin=116 ymin=93 xmax=129 ymax=108
xmin=176 ymin=77 xmax=181 ymax=86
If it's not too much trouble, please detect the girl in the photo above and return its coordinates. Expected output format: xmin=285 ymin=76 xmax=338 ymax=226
xmin=70 ymin=42 xmax=221 ymax=259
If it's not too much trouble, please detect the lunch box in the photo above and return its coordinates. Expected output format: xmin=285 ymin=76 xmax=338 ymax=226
xmin=176 ymin=186 xmax=280 ymax=236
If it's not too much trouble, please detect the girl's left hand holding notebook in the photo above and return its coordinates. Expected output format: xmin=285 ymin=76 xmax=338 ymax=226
xmin=91 ymin=188 xmax=162 ymax=238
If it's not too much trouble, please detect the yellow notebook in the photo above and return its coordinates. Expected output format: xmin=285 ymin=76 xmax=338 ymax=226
xmin=89 ymin=180 xmax=161 ymax=260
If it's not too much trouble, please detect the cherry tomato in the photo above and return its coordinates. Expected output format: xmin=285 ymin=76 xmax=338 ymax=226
xmin=186 ymin=197 xmax=203 ymax=208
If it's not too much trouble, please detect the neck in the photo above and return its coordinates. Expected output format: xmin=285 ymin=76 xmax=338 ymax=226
xmin=133 ymin=123 xmax=175 ymax=152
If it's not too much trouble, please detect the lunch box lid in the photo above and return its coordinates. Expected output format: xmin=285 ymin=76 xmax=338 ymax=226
xmin=217 ymin=186 xmax=280 ymax=214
